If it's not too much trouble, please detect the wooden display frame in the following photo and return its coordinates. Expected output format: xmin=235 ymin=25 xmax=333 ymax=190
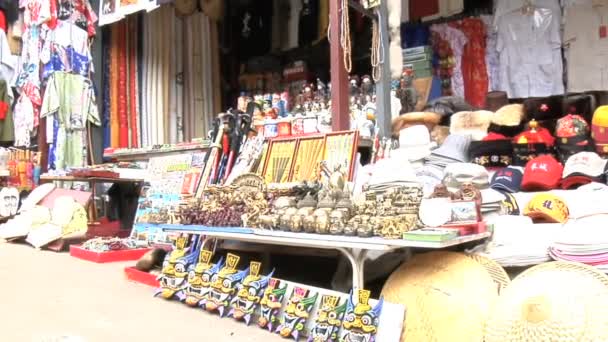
xmin=290 ymin=134 xmax=326 ymax=182
xmin=261 ymin=138 xmax=298 ymax=184
xmin=322 ymin=130 xmax=359 ymax=181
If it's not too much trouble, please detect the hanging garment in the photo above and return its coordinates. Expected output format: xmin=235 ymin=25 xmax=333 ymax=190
xmin=495 ymin=0 xmax=564 ymax=97
xmin=451 ymin=17 xmax=488 ymax=108
xmin=564 ymin=0 xmax=608 ymax=92
xmin=431 ymin=23 xmax=468 ymax=98
xmin=102 ymin=28 xmax=110 ymax=149
xmin=55 ymin=0 xmax=98 ymax=37
xmin=168 ymin=13 xmax=178 ymax=144
xmin=481 ymin=15 xmax=500 ymax=92
xmin=128 ymin=16 xmax=139 ymax=148
xmin=140 ymin=14 xmax=148 ymax=147
xmin=40 ymin=72 xmax=100 ymax=170
xmin=110 ymin=23 xmax=119 ymax=147
xmin=117 ymin=20 xmax=129 ymax=148
xmin=0 ymin=79 xmax=14 ymax=142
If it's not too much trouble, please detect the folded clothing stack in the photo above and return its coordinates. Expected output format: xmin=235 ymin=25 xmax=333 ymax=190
xmin=471 ymin=216 xmax=563 ymax=267
xmin=550 ymin=216 xmax=608 ymax=273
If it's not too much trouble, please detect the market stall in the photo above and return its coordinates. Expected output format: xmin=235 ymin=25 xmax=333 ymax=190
xmin=5 ymin=0 xmax=608 ymax=341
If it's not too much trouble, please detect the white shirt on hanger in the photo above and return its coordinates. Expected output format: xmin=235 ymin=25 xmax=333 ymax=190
xmin=495 ymin=0 xmax=564 ymax=98
xmin=564 ymin=0 xmax=608 ymax=92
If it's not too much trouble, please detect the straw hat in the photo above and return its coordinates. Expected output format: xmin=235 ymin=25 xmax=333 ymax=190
xmin=485 ymin=261 xmax=608 ymax=342
xmin=381 ymin=251 xmax=505 ymax=341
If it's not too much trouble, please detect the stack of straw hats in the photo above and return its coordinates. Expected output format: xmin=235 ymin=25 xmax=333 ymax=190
xmin=484 ymin=261 xmax=608 ymax=341
xmin=381 ymin=252 xmax=509 ymax=341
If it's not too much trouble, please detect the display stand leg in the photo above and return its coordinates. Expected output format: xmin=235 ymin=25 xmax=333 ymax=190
xmin=337 ymin=248 xmax=368 ymax=290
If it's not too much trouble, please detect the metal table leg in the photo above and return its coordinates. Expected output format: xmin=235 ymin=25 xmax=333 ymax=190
xmin=337 ymin=248 xmax=368 ymax=290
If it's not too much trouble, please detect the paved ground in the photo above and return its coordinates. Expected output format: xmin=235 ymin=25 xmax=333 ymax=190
xmin=0 ymin=243 xmax=283 ymax=342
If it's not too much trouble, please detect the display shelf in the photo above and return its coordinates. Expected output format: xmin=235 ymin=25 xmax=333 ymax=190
xmin=103 ymin=142 xmax=210 ymax=162
xmin=159 ymin=224 xmax=490 ymax=250
xmin=159 ymin=224 xmax=491 ymax=289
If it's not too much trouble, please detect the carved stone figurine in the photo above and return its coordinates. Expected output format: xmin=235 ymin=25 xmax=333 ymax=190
xmin=329 ymin=210 xmax=347 ymax=235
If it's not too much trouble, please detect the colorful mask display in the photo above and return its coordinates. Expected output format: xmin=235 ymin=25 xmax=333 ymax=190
xmin=155 ymin=236 xmax=201 ymax=301
xmin=229 ymin=261 xmax=275 ymax=325
xmin=308 ymin=295 xmax=347 ymax=342
xmin=340 ymin=290 xmax=384 ymax=342
xmin=276 ymin=286 xmax=319 ymax=340
xmin=258 ymin=278 xmax=288 ymax=332
xmin=205 ymin=253 xmax=249 ymax=317
xmin=183 ymin=249 xmax=223 ymax=307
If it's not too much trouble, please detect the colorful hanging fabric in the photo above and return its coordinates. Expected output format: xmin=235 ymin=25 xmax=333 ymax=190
xmin=102 ymin=26 xmax=110 ymax=149
xmin=40 ymin=72 xmax=100 ymax=170
xmin=128 ymin=16 xmax=139 ymax=148
xmin=56 ymin=0 xmax=97 ymax=37
xmin=450 ymin=18 xmax=488 ymax=108
xmin=110 ymin=23 xmax=119 ymax=147
xmin=117 ymin=21 xmax=128 ymax=148
xmin=140 ymin=13 xmax=149 ymax=147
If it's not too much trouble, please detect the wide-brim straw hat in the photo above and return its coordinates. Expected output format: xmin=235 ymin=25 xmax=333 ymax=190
xmin=485 ymin=261 xmax=608 ymax=342
xmin=381 ymin=251 xmax=508 ymax=341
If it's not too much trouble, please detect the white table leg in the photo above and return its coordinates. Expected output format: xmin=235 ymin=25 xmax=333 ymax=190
xmin=337 ymin=248 xmax=368 ymax=290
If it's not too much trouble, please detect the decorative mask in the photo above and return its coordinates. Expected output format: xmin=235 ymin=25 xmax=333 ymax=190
xmin=258 ymin=278 xmax=288 ymax=332
xmin=229 ymin=261 xmax=274 ymax=325
xmin=340 ymin=290 xmax=383 ymax=342
xmin=183 ymin=249 xmax=223 ymax=307
xmin=155 ymin=236 xmax=200 ymax=301
xmin=276 ymin=287 xmax=319 ymax=340
xmin=308 ymin=295 xmax=347 ymax=342
xmin=206 ymin=253 xmax=249 ymax=317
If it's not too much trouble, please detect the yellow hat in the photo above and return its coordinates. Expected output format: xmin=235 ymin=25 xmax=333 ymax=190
xmin=592 ymin=105 xmax=608 ymax=128
xmin=524 ymin=194 xmax=569 ymax=223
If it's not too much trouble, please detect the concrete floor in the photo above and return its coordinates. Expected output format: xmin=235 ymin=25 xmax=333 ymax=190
xmin=0 ymin=243 xmax=283 ymax=342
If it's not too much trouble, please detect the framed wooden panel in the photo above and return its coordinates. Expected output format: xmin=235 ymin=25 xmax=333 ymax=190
xmin=262 ymin=138 xmax=298 ymax=184
xmin=322 ymin=130 xmax=359 ymax=181
xmin=291 ymin=135 xmax=326 ymax=182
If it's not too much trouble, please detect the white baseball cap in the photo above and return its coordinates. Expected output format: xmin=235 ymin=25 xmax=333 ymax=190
xmin=561 ymin=152 xmax=607 ymax=189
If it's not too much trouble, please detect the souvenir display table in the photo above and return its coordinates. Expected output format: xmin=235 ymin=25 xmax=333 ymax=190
xmin=158 ymin=223 xmax=490 ymax=289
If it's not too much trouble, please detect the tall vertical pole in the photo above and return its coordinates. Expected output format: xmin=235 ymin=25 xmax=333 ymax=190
xmin=329 ymin=0 xmax=350 ymax=131
xmin=375 ymin=1 xmax=392 ymax=137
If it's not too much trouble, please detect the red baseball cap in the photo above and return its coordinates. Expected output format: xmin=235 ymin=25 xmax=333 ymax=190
xmin=483 ymin=132 xmax=509 ymax=141
xmin=521 ymin=154 xmax=564 ymax=191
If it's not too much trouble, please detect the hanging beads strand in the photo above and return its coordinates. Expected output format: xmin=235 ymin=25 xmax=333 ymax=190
xmin=340 ymin=0 xmax=352 ymax=73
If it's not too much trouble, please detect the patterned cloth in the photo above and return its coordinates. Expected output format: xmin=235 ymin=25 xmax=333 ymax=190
xmin=40 ymin=72 xmax=100 ymax=170
xmin=450 ymin=17 xmax=488 ymax=108
xmin=56 ymin=0 xmax=98 ymax=37
xmin=481 ymin=15 xmax=500 ymax=92
xmin=430 ymin=23 xmax=468 ymax=98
